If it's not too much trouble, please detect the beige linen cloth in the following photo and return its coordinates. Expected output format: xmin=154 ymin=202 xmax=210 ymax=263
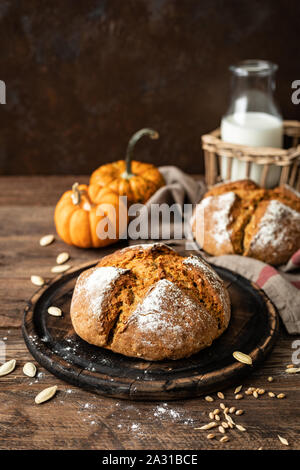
xmin=128 ymin=166 xmax=300 ymax=334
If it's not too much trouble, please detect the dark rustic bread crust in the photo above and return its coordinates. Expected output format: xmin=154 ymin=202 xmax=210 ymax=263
xmin=204 ymin=179 xmax=259 ymax=198
xmin=70 ymin=243 xmax=231 ymax=361
xmin=192 ymin=181 xmax=300 ymax=266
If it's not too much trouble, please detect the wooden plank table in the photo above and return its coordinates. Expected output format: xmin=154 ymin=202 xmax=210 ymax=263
xmin=0 ymin=175 xmax=299 ymax=450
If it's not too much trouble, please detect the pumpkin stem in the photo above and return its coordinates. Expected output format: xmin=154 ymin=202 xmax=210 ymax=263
xmin=72 ymin=182 xmax=93 ymax=209
xmin=122 ymin=128 xmax=159 ymax=179
xmin=72 ymin=182 xmax=81 ymax=205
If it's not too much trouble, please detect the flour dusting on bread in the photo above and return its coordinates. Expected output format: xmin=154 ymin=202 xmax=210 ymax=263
xmin=73 ymin=266 xmax=128 ymax=318
xmin=120 ymin=243 xmax=175 ymax=253
xmin=130 ymin=278 xmax=215 ymax=347
xmin=132 ymin=279 xmax=193 ymax=331
xmin=183 ymin=255 xmax=230 ymax=316
xmin=250 ymin=200 xmax=300 ymax=250
xmin=183 ymin=255 xmax=222 ymax=290
xmin=200 ymin=192 xmax=236 ymax=247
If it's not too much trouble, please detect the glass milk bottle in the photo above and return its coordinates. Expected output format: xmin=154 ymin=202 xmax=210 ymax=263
xmin=221 ymin=60 xmax=283 ymax=188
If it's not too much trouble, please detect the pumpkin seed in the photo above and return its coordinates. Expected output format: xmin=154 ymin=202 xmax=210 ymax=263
xmin=56 ymin=252 xmax=70 ymax=265
xmin=35 ymin=385 xmax=57 ymax=404
xmin=31 ymin=275 xmax=45 ymax=286
xmin=286 ymin=367 xmax=300 ymax=374
xmin=40 ymin=235 xmax=55 ymax=246
xmin=224 ymin=413 xmax=235 ymax=426
xmin=235 ymin=394 xmax=243 ymax=400
xmin=23 ymin=362 xmax=36 ymax=377
xmin=51 ymin=264 xmax=71 ymax=273
xmin=278 ymin=435 xmax=289 ymax=446
xmin=48 ymin=306 xmax=62 ymax=317
xmin=0 ymin=359 xmax=16 ymax=377
xmin=205 ymin=396 xmax=214 ymax=402
xmin=233 ymin=351 xmax=253 ymax=365
xmin=198 ymin=422 xmax=217 ymax=430
xmin=236 ymin=424 xmax=246 ymax=432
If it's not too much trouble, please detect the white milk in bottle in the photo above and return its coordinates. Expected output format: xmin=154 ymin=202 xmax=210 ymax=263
xmin=221 ymin=61 xmax=283 ymax=188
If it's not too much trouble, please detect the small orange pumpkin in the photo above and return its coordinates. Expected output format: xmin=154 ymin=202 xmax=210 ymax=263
xmin=54 ymin=183 xmax=127 ymax=248
xmin=89 ymin=128 xmax=165 ymax=204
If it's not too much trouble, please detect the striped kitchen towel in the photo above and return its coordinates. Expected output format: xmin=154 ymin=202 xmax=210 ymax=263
xmin=208 ymin=249 xmax=300 ymax=334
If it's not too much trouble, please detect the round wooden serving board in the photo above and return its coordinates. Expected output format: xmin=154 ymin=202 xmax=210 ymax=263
xmin=23 ymin=258 xmax=279 ymax=401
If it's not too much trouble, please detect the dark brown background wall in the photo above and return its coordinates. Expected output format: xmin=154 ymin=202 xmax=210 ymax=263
xmin=0 ymin=0 xmax=299 ymax=175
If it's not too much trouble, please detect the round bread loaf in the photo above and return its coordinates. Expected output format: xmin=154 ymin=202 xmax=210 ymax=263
xmin=70 ymin=243 xmax=231 ymax=361
xmin=191 ymin=180 xmax=300 ymax=265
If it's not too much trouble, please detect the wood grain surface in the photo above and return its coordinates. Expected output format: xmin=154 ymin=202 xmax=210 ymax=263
xmin=0 ymin=176 xmax=299 ymax=450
